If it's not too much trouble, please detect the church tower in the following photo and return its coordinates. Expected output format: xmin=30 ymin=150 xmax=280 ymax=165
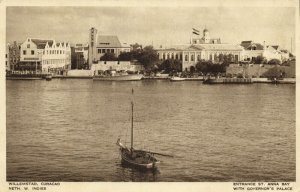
xmin=203 ymin=29 xmax=210 ymax=43
xmin=88 ymin=27 xmax=98 ymax=68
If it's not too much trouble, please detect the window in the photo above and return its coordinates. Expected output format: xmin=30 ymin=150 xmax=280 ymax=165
xmin=191 ymin=54 xmax=194 ymax=61
xmin=107 ymin=49 xmax=110 ymax=53
xmin=27 ymin=44 xmax=30 ymax=48
xmin=23 ymin=50 xmax=26 ymax=55
xmin=163 ymin=53 xmax=165 ymax=60
xmin=102 ymin=49 xmax=105 ymax=53
xmin=175 ymin=54 xmax=178 ymax=60
xmin=180 ymin=54 xmax=183 ymax=60
xmin=167 ymin=53 xmax=170 ymax=59
xmin=197 ymin=55 xmax=200 ymax=61
xmin=111 ymin=49 xmax=114 ymax=53
xmin=5 ymin=54 xmax=7 ymax=58
xmin=98 ymin=49 xmax=101 ymax=54
xmin=60 ymin=50 xmax=62 ymax=54
xmin=171 ymin=53 xmax=174 ymax=59
xmin=185 ymin=55 xmax=188 ymax=61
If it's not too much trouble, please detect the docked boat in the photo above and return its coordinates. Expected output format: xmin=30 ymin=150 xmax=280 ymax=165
xmin=203 ymin=78 xmax=253 ymax=84
xmin=6 ymin=73 xmax=44 ymax=80
xmin=271 ymin=78 xmax=296 ymax=84
xmin=93 ymin=71 xmax=143 ymax=81
xmin=116 ymin=89 xmax=173 ymax=170
xmin=45 ymin=74 xmax=52 ymax=81
xmin=170 ymin=76 xmax=185 ymax=81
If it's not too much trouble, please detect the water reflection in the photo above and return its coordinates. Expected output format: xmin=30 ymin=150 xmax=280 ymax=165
xmin=117 ymin=161 xmax=159 ymax=182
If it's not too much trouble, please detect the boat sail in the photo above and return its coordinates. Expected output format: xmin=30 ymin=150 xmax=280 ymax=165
xmin=116 ymin=89 xmax=161 ymax=170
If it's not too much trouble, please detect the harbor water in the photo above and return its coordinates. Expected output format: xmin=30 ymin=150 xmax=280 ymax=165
xmin=6 ymin=79 xmax=295 ymax=181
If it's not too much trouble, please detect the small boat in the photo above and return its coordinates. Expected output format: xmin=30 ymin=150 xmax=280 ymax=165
xmin=116 ymin=89 xmax=173 ymax=170
xmin=203 ymin=78 xmax=252 ymax=84
xmin=170 ymin=76 xmax=185 ymax=81
xmin=93 ymin=71 xmax=143 ymax=81
xmin=45 ymin=74 xmax=52 ymax=81
xmin=6 ymin=73 xmax=44 ymax=80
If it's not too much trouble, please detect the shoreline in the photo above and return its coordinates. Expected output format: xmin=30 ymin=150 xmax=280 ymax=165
xmin=5 ymin=76 xmax=296 ymax=84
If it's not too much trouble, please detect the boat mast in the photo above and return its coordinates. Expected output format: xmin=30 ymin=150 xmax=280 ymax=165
xmin=131 ymin=101 xmax=133 ymax=150
xmin=131 ymin=89 xmax=134 ymax=151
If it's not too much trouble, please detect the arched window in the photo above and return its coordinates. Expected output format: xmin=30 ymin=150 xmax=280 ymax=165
xmin=185 ymin=54 xmax=188 ymax=61
xmin=175 ymin=54 xmax=178 ymax=60
xmin=191 ymin=54 xmax=194 ymax=61
xmin=197 ymin=54 xmax=200 ymax=61
xmin=167 ymin=53 xmax=170 ymax=59
xmin=171 ymin=53 xmax=174 ymax=59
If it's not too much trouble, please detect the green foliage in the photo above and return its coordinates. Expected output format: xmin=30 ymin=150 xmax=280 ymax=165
xmin=138 ymin=46 xmax=159 ymax=70
xmin=159 ymin=59 xmax=182 ymax=72
xmin=117 ymin=45 xmax=158 ymax=70
xmin=263 ymin=66 xmax=284 ymax=78
xmin=267 ymin=58 xmax=281 ymax=65
xmin=100 ymin=53 xmax=118 ymax=61
xmin=195 ymin=59 xmax=226 ymax=75
xmin=254 ymin=56 xmax=265 ymax=64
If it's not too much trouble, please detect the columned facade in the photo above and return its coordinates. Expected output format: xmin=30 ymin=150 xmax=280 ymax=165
xmin=156 ymin=29 xmax=243 ymax=71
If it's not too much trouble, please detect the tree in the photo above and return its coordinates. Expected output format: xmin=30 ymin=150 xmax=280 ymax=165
xmin=100 ymin=53 xmax=118 ymax=61
xmin=137 ymin=46 xmax=159 ymax=70
xmin=118 ymin=52 xmax=133 ymax=61
xmin=255 ymin=56 xmax=265 ymax=64
xmin=131 ymin=43 xmax=143 ymax=51
xmin=268 ymin=58 xmax=281 ymax=65
xmin=263 ymin=66 xmax=284 ymax=78
xmin=159 ymin=59 xmax=182 ymax=73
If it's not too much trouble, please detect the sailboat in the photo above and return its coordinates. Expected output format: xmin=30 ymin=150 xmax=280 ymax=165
xmin=116 ymin=89 xmax=172 ymax=170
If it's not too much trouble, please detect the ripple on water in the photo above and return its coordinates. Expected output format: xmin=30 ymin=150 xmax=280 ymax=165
xmin=6 ymin=80 xmax=295 ymax=181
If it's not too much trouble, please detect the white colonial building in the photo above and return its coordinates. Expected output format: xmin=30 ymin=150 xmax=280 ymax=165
xmin=19 ymin=38 xmax=71 ymax=74
xmin=41 ymin=40 xmax=71 ymax=74
xmin=20 ymin=38 xmax=51 ymax=71
xmin=156 ymin=29 xmax=243 ymax=71
xmin=240 ymin=41 xmax=293 ymax=63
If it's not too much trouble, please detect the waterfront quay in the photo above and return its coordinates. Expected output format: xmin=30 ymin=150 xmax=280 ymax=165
xmin=6 ymin=28 xmax=295 ymax=84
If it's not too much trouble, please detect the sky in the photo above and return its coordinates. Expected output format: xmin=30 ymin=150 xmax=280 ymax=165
xmin=6 ymin=6 xmax=296 ymax=51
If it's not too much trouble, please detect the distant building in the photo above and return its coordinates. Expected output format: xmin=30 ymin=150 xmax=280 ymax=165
xmin=88 ymin=27 xmax=131 ymax=68
xmin=156 ymin=29 xmax=243 ymax=71
xmin=6 ymin=44 xmax=9 ymax=71
xmin=71 ymin=43 xmax=89 ymax=69
xmin=7 ymin=41 xmax=21 ymax=71
xmin=240 ymin=41 xmax=264 ymax=61
xmin=263 ymin=45 xmax=282 ymax=61
xmin=20 ymin=38 xmax=53 ymax=71
xmin=240 ymin=41 xmax=293 ymax=63
xmin=41 ymin=40 xmax=71 ymax=74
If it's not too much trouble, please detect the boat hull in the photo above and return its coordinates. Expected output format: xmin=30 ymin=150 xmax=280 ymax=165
xmin=93 ymin=74 xmax=143 ymax=81
xmin=170 ymin=77 xmax=185 ymax=81
xmin=203 ymin=78 xmax=253 ymax=84
xmin=119 ymin=148 xmax=159 ymax=170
